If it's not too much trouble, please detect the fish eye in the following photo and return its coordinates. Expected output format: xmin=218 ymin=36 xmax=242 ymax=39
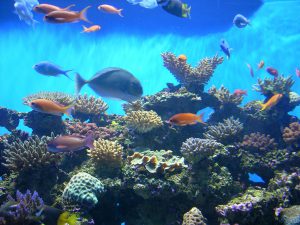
xmin=31 ymin=102 xmax=36 ymax=106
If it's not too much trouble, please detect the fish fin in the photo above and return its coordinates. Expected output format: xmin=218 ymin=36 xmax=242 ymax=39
xmin=118 ymin=9 xmax=124 ymax=17
xmin=259 ymin=102 xmax=266 ymax=111
xmin=75 ymin=73 xmax=87 ymax=95
xmin=63 ymin=70 xmax=73 ymax=79
xmin=64 ymin=105 xmax=75 ymax=117
xmin=197 ymin=113 xmax=206 ymax=125
xmin=63 ymin=4 xmax=76 ymax=11
xmin=85 ymin=132 xmax=95 ymax=149
xmin=57 ymin=145 xmax=68 ymax=149
xmin=79 ymin=6 xmax=92 ymax=23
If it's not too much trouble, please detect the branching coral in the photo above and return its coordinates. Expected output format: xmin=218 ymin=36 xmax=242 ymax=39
xmin=208 ymin=86 xmax=243 ymax=105
xmin=2 ymin=135 xmax=61 ymax=171
xmin=203 ymin=117 xmax=243 ymax=144
xmin=161 ymin=52 xmax=223 ymax=89
xmin=282 ymin=122 xmax=300 ymax=145
xmin=23 ymin=91 xmax=74 ymax=106
xmin=253 ymin=75 xmax=294 ymax=96
xmin=240 ymin=132 xmax=277 ymax=151
xmin=127 ymin=150 xmax=187 ymax=174
xmin=123 ymin=101 xmax=144 ymax=114
xmin=125 ymin=110 xmax=163 ymax=133
xmin=182 ymin=207 xmax=207 ymax=225
xmin=87 ymin=139 xmax=123 ymax=168
xmin=180 ymin=138 xmax=224 ymax=164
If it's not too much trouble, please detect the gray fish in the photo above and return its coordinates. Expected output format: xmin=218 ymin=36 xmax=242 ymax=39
xmin=76 ymin=67 xmax=143 ymax=102
xmin=33 ymin=61 xmax=72 ymax=79
xmin=233 ymin=14 xmax=251 ymax=28
xmin=47 ymin=133 xmax=94 ymax=153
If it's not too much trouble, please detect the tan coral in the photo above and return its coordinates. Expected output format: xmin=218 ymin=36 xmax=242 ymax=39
xmin=87 ymin=139 xmax=123 ymax=168
xmin=74 ymin=94 xmax=108 ymax=116
xmin=282 ymin=122 xmax=300 ymax=144
xmin=182 ymin=207 xmax=207 ymax=225
xmin=125 ymin=110 xmax=163 ymax=133
xmin=208 ymin=85 xmax=243 ymax=105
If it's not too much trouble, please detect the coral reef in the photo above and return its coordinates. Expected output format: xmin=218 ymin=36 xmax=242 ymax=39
xmin=282 ymin=122 xmax=300 ymax=145
xmin=240 ymin=132 xmax=278 ymax=152
xmin=23 ymin=91 xmax=74 ymax=106
xmin=182 ymin=207 xmax=207 ymax=225
xmin=62 ymin=172 xmax=104 ymax=209
xmin=281 ymin=205 xmax=300 ymax=225
xmin=2 ymin=135 xmax=61 ymax=171
xmin=208 ymin=86 xmax=243 ymax=106
xmin=0 ymin=107 xmax=21 ymax=131
xmin=203 ymin=117 xmax=243 ymax=144
xmin=180 ymin=138 xmax=224 ymax=164
xmin=125 ymin=110 xmax=163 ymax=133
xmin=87 ymin=139 xmax=123 ymax=168
xmin=127 ymin=150 xmax=187 ymax=174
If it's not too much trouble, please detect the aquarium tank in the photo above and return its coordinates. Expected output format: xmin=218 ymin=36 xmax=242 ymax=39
xmin=1 ymin=0 xmax=300 ymax=224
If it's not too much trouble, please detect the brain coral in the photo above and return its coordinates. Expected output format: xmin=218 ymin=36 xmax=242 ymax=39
xmin=87 ymin=139 xmax=123 ymax=168
xmin=182 ymin=207 xmax=207 ymax=225
xmin=125 ymin=110 xmax=163 ymax=133
xmin=62 ymin=172 xmax=104 ymax=209
xmin=181 ymin=138 xmax=224 ymax=164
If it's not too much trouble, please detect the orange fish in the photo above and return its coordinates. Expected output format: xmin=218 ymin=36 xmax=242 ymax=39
xmin=168 ymin=113 xmax=205 ymax=126
xmin=178 ymin=54 xmax=187 ymax=62
xmin=33 ymin=4 xmax=75 ymax=14
xmin=260 ymin=94 xmax=283 ymax=111
xmin=233 ymin=89 xmax=247 ymax=96
xmin=44 ymin=6 xmax=91 ymax=23
xmin=29 ymin=99 xmax=74 ymax=116
xmin=81 ymin=25 xmax=101 ymax=33
xmin=257 ymin=60 xmax=264 ymax=70
xmin=98 ymin=4 xmax=123 ymax=17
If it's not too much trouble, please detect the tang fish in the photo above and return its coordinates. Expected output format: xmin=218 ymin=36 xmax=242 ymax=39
xmin=81 ymin=25 xmax=101 ymax=33
xmin=296 ymin=68 xmax=300 ymax=77
xmin=168 ymin=113 xmax=205 ymax=126
xmin=233 ymin=89 xmax=247 ymax=96
xmin=98 ymin=4 xmax=123 ymax=17
xmin=14 ymin=0 xmax=39 ymax=26
xmin=33 ymin=3 xmax=75 ymax=14
xmin=33 ymin=61 xmax=72 ymax=79
xmin=220 ymin=39 xmax=232 ymax=59
xmin=161 ymin=0 xmax=191 ymax=19
xmin=76 ymin=67 xmax=143 ymax=102
xmin=233 ymin=14 xmax=251 ymax=28
xmin=47 ymin=133 xmax=94 ymax=153
xmin=257 ymin=60 xmax=264 ymax=70
xmin=28 ymin=99 xmax=74 ymax=116
xmin=177 ymin=54 xmax=187 ymax=62
xmin=246 ymin=63 xmax=254 ymax=77
xmin=266 ymin=67 xmax=279 ymax=77
xmin=44 ymin=6 xmax=91 ymax=23
xmin=260 ymin=94 xmax=283 ymax=111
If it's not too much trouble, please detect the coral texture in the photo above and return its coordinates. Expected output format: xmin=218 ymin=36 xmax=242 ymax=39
xmin=62 ymin=172 xmax=104 ymax=209
xmin=240 ymin=132 xmax=277 ymax=151
xmin=73 ymin=94 xmax=108 ymax=117
xmin=182 ymin=207 xmax=207 ymax=225
xmin=0 ymin=107 xmax=20 ymax=131
xmin=208 ymin=86 xmax=243 ymax=105
xmin=125 ymin=110 xmax=163 ymax=133
xmin=282 ymin=122 xmax=300 ymax=144
xmin=23 ymin=91 xmax=74 ymax=106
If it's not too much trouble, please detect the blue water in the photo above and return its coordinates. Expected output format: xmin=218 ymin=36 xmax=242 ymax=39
xmin=0 ymin=0 xmax=300 ymax=135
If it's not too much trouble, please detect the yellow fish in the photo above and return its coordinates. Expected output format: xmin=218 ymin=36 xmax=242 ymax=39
xmin=57 ymin=212 xmax=80 ymax=225
xmin=260 ymin=93 xmax=283 ymax=111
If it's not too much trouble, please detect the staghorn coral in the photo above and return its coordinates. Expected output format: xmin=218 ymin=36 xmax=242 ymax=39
xmin=253 ymin=75 xmax=294 ymax=96
xmin=203 ymin=117 xmax=243 ymax=144
xmin=127 ymin=149 xmax=187 ymax=174
xmin=240 ymin=132 xmax=277 ymax=151
xmin=125 ymin=110 xmax=163 ymax=133
xmin=87 ymin=139 xmax=123 ymax=168
xmin=180 ymin=138 xmax=224 ymax=164
xmin=208 ymin=86 xmax=243 ymax=106
xmin=2 ymin=135 xmax=61 ymax=171
xmin=23 ymin=91 xmax=74 ymax=106
xmin=182 ymin=207 xmax=207 ymax=225
xmin=161 ymin=52 xmax=223 ymax=90
xmin=282 ymin=122 xmax=300 ymax=145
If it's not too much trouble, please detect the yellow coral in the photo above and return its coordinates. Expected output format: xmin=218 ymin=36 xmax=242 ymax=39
xmin=125 ymin=110 xmax=163 ymax=133
xmin=182 ymin=207 xmax=207 ymax=225
xmin=87 ymin=139 xmax=123 ymax=168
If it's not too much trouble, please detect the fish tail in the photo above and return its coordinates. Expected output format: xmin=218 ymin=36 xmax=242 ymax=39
xmin=63 ymin=4 xmax=75 ymax=11
xmin=259 ymin=102 xmax=266 ymax=111
xmin=64 ymin=104 xmax=74 ymax=117
xmin=85 ymin=132 xmax=95 ymax=149
xmin=79 ymin=6 xmax=92 ymax=23
xmin=75 ymin=73 xmax=87 ymax=95
xmin=118 ymin=9 xmax=124 ymax=17
xmin=64 ymin=70 xmax=72 ymax=79
xmin=197 ymin=113 xmax=206 ymax=125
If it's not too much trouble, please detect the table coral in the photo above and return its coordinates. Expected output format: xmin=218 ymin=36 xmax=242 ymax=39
xmin=125 ymin=110 xmax=163 ymax=133
xmin=182 ymin=207 xmax=207 ymax=225
xmin=240 ymin=132 xmax=277 ymax=152
xmin=62 ymin=172 xmax=104 ymax=209
xmin=282 ymin=122 xmax=300 ymax=145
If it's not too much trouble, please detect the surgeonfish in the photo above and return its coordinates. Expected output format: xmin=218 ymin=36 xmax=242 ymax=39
xmin=76 ymin=67 xmax=143 ymax=102
xmin=220 ymin=39 xmax=232 ymax=59
xmin=33 ymin=61 xmax=72 ymax=79
xmin=33 ymin=3 xmax=75 ymax=14
xmin=28 ymin=99 xmax=74 ymax=116
xmin=168 ymin=113 xmax=205 ymax=126
xmin=98 ymin=4 xmax=124 ymax=17
xmin=81 ymin=25 xmax=101 ymax=33
xmin=260 ymin=94 xmax=283 ymax=111
xmin=14 ymin=0 xmax=39 ymax=26
xmin=233 ymin=14 xmax=251 ymax=28
xmin=44 ymin=6 xmax=91 ymax=23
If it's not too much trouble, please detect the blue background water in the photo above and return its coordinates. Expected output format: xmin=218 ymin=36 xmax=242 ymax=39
xmin=0 ymin=0 xmax=300 ymax=136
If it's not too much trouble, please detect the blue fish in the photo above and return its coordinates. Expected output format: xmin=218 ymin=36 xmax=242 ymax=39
xmin=233 ymin=14 xmax=251 ymax=28
xmin=220 ymin=39 xmax=232 ymax=59
xmin=33 ymin=61 xmax=72 ymax=79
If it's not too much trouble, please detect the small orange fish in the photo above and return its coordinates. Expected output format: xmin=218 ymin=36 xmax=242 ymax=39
xmin=29 ymin=99 xmax=74 ymax=116
xmin=257 ymin=60 xmax=264 ymax=70
xmin=260 ymin=94 xmax=283 ymax=111
xmin=98 ymin=4 xmax=123 ymax=17
xmin=168 ymin=113 xmax=205 ymax=126
xmin=44 ymin=6 xmax=91 ymax=23
xmin=178 ymin=54 xmax=187 ymax=62
xmin=81 ymin=25 xmax=101 ymax=33
xmin=233 ymin=89 xmax=247 ymax=96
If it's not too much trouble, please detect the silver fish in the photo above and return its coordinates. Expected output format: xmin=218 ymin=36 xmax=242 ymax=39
xmin=76 ymin=67 xmax=143 ymax=102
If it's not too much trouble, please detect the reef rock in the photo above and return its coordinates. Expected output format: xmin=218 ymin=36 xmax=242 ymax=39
xmin=182 ymin=207 xmax=207 ymax=225
xmin=282 ymin=205 xmax=300 ymax=225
